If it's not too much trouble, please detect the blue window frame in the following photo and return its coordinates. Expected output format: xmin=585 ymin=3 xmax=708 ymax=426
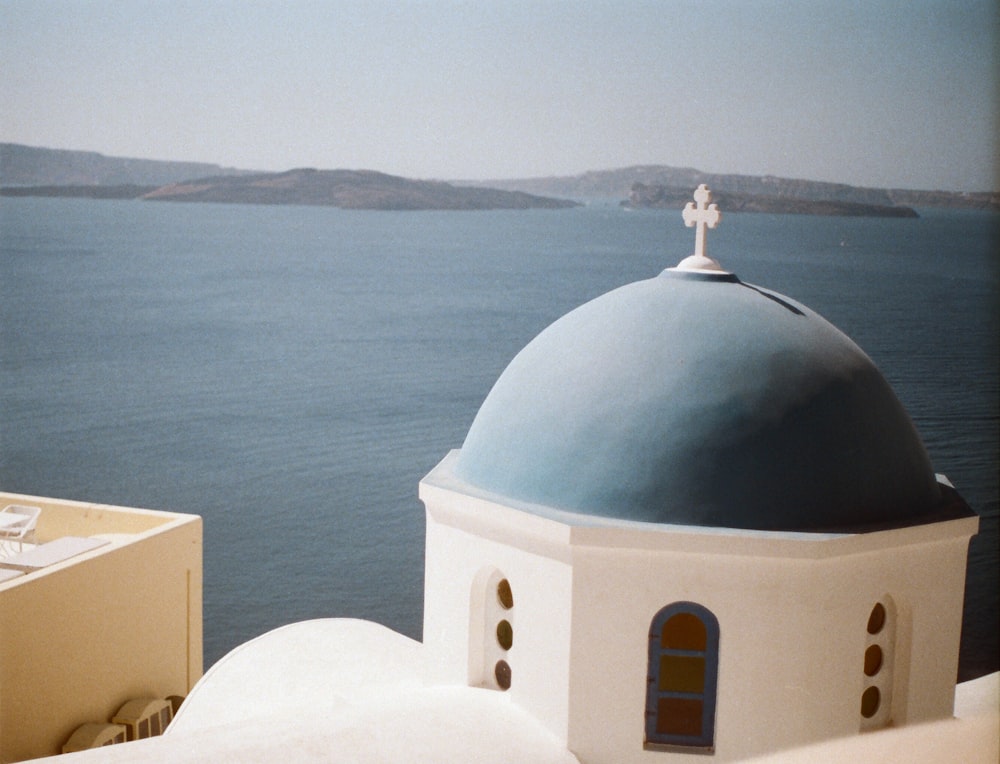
xmin=645 ymin=602 xmax=719 ymax=751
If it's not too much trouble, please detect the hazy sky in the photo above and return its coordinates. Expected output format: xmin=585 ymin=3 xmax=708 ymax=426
xmin=2 ymin=0 xmax=997 ymax=191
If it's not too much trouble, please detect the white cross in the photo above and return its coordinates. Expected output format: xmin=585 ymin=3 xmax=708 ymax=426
xmin=682 ymin=184 xmax=721 ymax=259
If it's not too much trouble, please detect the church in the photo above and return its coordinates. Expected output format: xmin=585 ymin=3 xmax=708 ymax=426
xmin=29 ymin=187 xmax=998 ymax=762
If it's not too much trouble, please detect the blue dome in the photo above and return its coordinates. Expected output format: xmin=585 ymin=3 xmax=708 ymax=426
xmin=454 ymin=268 xmax=945 ymax=531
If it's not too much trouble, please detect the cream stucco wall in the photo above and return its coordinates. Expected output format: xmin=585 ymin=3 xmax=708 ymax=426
xmin=0 ymin=493 xmax=202 ymax=763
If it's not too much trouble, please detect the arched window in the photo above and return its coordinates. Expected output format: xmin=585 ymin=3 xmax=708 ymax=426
xmin=468 ymin=568 xmax=514 ymax=691
xmin=645 ymin=602 xmax=719 ymax=751
xmin=860 ymin=596 xmax=896 ymax=731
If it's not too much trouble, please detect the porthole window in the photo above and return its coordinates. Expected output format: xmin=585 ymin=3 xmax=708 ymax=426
xmin=497 ymin=578 xmax=514 ymax=609
xmin=860 ymin=686 xmax=880 ymax=718
xmin=867 ymin=603 xmax=886 ymax=635
xmin=645 ymin=602 xmax=719 ymax=751
xmin=863 ymin=645 xmax=883 ymax=676
xmin=495 ymin=660 xmax=512 ymax=690
xmin=496 ymin=619 xmax=513 ymax=650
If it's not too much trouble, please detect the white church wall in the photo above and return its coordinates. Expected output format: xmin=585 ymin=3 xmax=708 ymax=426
xmin=421 ymin=478 xmax=575 ymax=740
xmin=422 ymin=456 xmax=976 ymax=763
xmin=864 ymin=530 xmax=974 ymax=723
xmin=559 ymin=517 xmax=976 ymax=762
xmin=563 ymin=544 xmax=848 ymax=761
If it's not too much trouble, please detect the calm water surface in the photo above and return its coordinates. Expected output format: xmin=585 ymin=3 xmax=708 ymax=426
xmin=1 ymin=197 xmax=996 ymax=677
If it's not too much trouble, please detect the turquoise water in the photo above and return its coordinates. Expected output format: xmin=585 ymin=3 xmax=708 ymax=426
xmin=1 ymin=197 xmax=996 ymax=677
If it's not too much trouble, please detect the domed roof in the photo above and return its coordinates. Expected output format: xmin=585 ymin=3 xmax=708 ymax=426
xmin=454 ymin=194 xmax=946 ymax=532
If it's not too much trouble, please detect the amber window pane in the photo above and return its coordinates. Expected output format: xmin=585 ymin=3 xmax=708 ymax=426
xmin=661 ymin=612 xmax=707 ymax=650
xmin=659 ymin=655 xmax=706 ymax=693
xmin=495 ymin=660 xmax=511 ymax=690
xmin=867 ymin=603 xmax=886 ymax=635
xmin=861 ymin=686 xmax=881 ymax=718
xmin=864 ymin=645 xmax=883 ymax=676
xmin=496 ymin=619 xmax=513 ymax=650
xmin=656 ymin=697 xmax=703 ymax=737
xmin=497 ymin=579 xmax=514 ymax=610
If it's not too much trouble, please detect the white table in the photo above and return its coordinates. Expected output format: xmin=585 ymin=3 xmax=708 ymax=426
xmin=0 ymin=536 xmax=109 ymax=573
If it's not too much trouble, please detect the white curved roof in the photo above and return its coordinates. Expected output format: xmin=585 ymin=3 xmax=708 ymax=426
xmin=44 ymin=619 xmax=580 ymax=764
xmin=39 ymin=618 xmax=997 ymax=762
xmin=166 ymin=618 xmax=579 ymax=763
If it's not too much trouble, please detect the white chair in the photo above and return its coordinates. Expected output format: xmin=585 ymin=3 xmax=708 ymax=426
xmin=0 ymin=505 xmax=41 ymax=554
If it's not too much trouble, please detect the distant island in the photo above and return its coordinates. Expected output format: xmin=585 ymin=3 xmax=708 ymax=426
xmin=0 ymin=145 xmax=578 ymax=211
xmin=471 ymin=165 xmax=999 ymax=213
xmin=0 ymin=172 xmax=579 ymax=211
xmin=2 ymin=143 xmax=997 ymax=214
xmin=0 ymin=143 xmax=249 ymax=187
xmin=622 ymin=182 xmax=919 ymax=218
xmin=140 ymin=168 xmax=580 ymax=210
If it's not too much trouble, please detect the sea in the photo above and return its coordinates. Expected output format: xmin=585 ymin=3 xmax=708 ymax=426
xmin=1 ymin=196 xmax=997 ymax=680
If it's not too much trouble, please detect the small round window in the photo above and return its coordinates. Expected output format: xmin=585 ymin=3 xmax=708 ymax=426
xmin=497 ymin=619 xmax=513 ymax=650
xmin=494 ymin=660 xmax=512 ymax=690
xmin=861 ymin=686 xmax=881 ymax=718
xmin=497 ymin=578 xmax=514 ymax=609
xmin=864 ymin=645 xmax=883 ymax=677
xmin=867 ymin=603 xmax=886 ymax=635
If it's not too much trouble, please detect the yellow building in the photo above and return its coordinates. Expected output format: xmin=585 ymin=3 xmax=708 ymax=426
xmin=0 ymin=493 xmax=202 ymax=762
